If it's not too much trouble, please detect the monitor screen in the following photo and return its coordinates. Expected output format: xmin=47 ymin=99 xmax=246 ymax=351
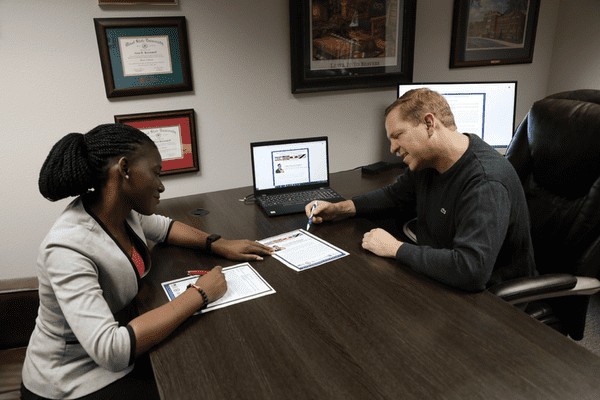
xmin=397 ymin=81 xmax=517 ymax=148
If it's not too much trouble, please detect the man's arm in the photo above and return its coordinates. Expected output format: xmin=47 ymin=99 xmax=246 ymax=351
xmin=397 ymin=180 xmax=511 ymax=292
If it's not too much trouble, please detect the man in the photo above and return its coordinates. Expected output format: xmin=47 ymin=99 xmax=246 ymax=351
xmin=306 ymin=88 xmax=536 ymax=292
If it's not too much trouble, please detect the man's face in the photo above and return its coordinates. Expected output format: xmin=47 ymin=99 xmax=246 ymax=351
xmin=385 ymin=110 xmax=433 ymax=171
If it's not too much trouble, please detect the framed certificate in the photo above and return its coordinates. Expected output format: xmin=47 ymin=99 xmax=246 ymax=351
xmin=114 ymin=109 xmax=199 ymax=175
xmin=289 ymin=0 xmax=417 ymax=94
xmin=94 ymin=17 xmax=193 ymax=98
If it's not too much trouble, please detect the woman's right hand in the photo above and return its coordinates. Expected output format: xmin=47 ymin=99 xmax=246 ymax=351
xmin=194 ymin=266 xmax=227 ymax=303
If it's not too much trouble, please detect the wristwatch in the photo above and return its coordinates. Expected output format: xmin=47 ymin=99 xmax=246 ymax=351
xmin=205 ymin=234 xmax=222 ymax=253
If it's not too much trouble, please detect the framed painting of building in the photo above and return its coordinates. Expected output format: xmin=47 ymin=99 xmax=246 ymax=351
xmin=290 ymin=0 xmax=417 ymax=94
xmin=450 ymin=0 xmax=540 ymax=68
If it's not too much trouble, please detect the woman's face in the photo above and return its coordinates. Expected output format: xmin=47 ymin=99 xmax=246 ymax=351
xmin=125 ymin=144 xmax=165 ymax=215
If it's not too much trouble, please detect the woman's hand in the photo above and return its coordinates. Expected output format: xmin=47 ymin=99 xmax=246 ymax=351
xmin=194 ymin=266 xmax=227 ymax=303
xmin=211 ymin=239 xmax=274 ymax=261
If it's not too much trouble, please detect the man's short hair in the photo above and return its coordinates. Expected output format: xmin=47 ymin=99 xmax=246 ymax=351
xmin=385 ymin=88 xmax=457 ymax=130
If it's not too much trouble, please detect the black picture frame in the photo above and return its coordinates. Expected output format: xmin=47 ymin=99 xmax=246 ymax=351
xmin=94 ymin=17 xmax=193 ymax=98
xmin=290 ymin=0 xmax=417 ymax=94
xmin=450 ymin=0 xmax=540 ymax=68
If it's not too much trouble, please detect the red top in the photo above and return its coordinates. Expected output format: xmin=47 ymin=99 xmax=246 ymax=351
xmin=131 ymin=247 xmax=145 ymax=277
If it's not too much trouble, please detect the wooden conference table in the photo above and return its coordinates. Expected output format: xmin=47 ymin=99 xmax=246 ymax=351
xmin=137 ymin=167 xmax=600 ymax=400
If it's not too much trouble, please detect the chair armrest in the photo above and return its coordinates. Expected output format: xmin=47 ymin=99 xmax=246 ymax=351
xmin=402 ymin=218 xmax=417 ymax=244
xmin=487 ymin=273 xmax=598 ymax=305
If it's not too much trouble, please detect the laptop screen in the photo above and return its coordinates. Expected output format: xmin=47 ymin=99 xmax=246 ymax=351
xmin=251 ymin=137 xmax=330 ymax=192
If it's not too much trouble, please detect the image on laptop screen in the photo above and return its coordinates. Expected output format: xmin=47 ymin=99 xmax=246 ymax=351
xmin=251 ymin=137 xmax=329 ymax=192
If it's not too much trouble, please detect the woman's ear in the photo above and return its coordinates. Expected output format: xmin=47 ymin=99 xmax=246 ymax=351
xmin=117 ymin=157 xmax=130 ymax=180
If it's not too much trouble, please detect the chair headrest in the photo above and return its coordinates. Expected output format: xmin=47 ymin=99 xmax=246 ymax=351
xmin=527 ymin=90 xmax=600 ymax=198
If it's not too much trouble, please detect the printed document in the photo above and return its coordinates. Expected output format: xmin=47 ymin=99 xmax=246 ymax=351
xmin=257 ymin=229 xmax=349 ymax=271
xmin=161 ymin=263 xmax=275 ymax=314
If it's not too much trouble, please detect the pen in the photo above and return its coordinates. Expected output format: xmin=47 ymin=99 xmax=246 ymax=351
xmin=306 ymin=201 xmax=318 ymax=231
xmin=187 ymin=270 xmax=210 ymax=275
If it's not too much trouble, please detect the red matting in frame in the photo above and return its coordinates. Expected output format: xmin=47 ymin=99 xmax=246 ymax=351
xmin=115 ymin=109 xmax=199 ymax=175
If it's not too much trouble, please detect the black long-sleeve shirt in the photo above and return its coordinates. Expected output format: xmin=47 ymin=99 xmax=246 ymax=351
xmin=353 ymin=134 xmax=536 ymax=292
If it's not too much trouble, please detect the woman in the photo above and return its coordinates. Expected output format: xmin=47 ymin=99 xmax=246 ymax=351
xmin=22 ymin=124 xmax=273 ymax=399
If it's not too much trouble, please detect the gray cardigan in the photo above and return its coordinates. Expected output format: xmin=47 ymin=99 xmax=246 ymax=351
xmin=22 ymin=197 xmax=172 ymax=399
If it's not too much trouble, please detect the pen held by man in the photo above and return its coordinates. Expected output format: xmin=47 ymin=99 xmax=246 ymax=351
xmin=306 ymin=201 xmax=318 ymax=230
xmin=304 ymin=200 xmax=357 ymax=225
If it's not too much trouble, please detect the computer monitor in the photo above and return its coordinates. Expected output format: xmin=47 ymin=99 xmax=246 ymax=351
xmin=397 ymin=81 xmax=517 ymax=149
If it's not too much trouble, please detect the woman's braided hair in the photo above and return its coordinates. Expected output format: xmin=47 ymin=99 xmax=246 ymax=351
xmin=39 ymin=123 xmax=155 ymax=201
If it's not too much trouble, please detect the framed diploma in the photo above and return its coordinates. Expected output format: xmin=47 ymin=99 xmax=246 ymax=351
xmin=114 ymin=109 xmax=199 ymax=175
xmin=450 ymin=0 xmax=540 ymax=68
xmin=289 ymin=0 xmax=417 ymax=94
xmin=94 ymin=17 xmax=192 ymax=98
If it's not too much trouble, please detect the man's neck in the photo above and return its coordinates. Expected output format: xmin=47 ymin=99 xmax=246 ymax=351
xmin=433 ymin=131 xmax=470 ymax=174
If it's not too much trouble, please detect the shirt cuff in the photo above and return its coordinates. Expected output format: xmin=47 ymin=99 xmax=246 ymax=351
xmin=126 ymin=324 xmax=136 ymax=366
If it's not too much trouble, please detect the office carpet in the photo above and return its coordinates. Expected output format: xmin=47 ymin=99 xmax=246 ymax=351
xmin=578 ymin=292 xmax=600 ymax=356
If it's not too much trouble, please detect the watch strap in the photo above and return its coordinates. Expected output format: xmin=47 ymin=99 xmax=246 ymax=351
xmin=206 ymin=234 xmax=222 ymax=253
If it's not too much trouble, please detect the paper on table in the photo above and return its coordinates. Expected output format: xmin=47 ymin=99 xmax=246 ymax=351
xmin=257 ymin=229 xmax=349 ymax=271
xmin=161 ymin=262 xmax=275 ymax=314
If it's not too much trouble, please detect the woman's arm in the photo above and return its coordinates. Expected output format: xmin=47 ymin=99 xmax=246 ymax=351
xmin=166 ymin=221 xmax=274 ymax=261
xmin=128 ymin=266 xmax=226 ymax=356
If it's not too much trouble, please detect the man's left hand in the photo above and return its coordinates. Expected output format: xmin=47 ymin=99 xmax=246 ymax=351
xmin=362 ymin=228 xmax=403 ymax=258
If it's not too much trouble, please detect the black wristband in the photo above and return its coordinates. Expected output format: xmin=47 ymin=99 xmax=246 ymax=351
xmin=187 ymin=284 xmax=209 ymax=310
xmin=205 ymin=234 xmax=222 ymax=253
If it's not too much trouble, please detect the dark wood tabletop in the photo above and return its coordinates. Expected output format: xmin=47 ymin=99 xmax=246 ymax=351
xmin=137 ymin=167 xmax=600 ymax=400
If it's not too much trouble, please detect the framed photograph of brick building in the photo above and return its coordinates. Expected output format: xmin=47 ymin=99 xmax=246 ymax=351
xmin=450 ymin=0 xmax=540 ymax=68
xmin=290 ymin=0 xmax=417 ymax=94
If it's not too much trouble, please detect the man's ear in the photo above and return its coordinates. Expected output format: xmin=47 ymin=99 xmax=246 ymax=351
xmin=424 ymin=113 xmax=434 ymax=128
xmin=117 ymin=157 xmax=130 ymax=179
xmin=424 ymin=114 xmax=435 ymax=137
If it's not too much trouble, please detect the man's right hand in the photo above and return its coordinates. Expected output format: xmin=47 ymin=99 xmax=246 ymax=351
xmin=305 ymin=200 xmax=356 ymax=224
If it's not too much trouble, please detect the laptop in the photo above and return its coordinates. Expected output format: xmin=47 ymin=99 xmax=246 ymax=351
xmin=250 ymin=136 xmax=345 ymax=216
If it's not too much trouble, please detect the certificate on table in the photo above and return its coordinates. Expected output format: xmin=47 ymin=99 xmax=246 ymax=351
xmin=257 ymin=229 xmax=349 ymax=271
xmin=161 ymin=263 xmax=275 ymax=314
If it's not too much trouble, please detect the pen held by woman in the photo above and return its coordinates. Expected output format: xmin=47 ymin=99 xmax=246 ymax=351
xmin=188 ymin=270 xmax=210 ymax=275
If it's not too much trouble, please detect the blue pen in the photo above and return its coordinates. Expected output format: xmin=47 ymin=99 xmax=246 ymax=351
xmin=306 ymin=201 xmax=318 ymax=231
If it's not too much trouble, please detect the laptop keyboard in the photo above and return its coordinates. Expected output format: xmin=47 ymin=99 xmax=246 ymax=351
xmin=260 ymin=188 xmax=342 ymax=206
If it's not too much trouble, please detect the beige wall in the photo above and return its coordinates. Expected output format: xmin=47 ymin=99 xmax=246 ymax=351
xmin=1 ymin=0 xmax=588 ymax=279
xmin=546 ymin=0 xmax=600 ymax=94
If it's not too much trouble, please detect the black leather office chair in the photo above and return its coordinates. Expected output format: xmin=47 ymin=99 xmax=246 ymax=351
xmin=487 ymin=90 xmax=600 ymax=340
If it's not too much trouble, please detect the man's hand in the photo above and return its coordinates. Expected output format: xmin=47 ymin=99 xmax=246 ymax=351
xmin=304 ymin=200 xmax=356 ymax=224
xmin=362 ymin=228 xmax=403 ymax=258
xmin=211 ymin=239 xmax=274 ymax=261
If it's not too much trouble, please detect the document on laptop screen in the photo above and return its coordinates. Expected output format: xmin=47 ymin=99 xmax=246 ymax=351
xmin=257 ymin=229 xmax=349 ymax=271
xmin=253 ymin=139 xmax=329 ymax=191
